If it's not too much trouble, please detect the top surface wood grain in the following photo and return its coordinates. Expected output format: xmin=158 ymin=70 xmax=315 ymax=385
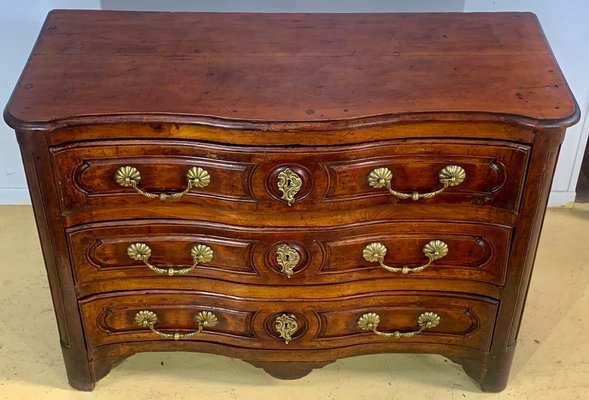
xmin=4 ymin=10 xmax=579 ymax=130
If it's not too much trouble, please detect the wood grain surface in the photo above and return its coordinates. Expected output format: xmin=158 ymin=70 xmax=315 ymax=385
xmin=4 ymin=11 xmax=579 ymax=130
xmin=5 ymin=10 xmax=578 ymax=392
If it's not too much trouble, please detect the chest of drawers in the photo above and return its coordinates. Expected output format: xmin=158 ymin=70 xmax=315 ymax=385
xmin=4 ymin=11 xmax=579 ymax=391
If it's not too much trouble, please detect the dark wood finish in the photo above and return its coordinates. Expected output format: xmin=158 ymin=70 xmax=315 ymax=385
xmin=4 ymin=10 xmax=579 ymax=392
xmin=247 ymin=361 xmax=333 ymax=380
xmin=49 ymin=122 xmax=538 ymax=146
xmin=67 ymin=219 xmax=511 ymax=296
xmin=15 ymin=131 xmax=94 ymax=390
xmin=79 ymin=291 xmax=497 ymax=350
xmin=574 ymin=142 xmax=589 ymax=202
xmin=51 ymin=139 xmax=530 ymax=220
xmin=4 ymin=11 xmax=579 ymax=130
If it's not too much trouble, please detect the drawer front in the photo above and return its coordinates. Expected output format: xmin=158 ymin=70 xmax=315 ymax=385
xmin=68 ymin=220 xmax=511 ymax=296
xmin=51 ymin=139 xmax=529 ymax=221
xmin=79 ymin=291 xmax=497 ymax=351
xmin=311 ymin=292 xmax=498 ymax=351
xmin=80 ymin=292 xmax=258 ymax=349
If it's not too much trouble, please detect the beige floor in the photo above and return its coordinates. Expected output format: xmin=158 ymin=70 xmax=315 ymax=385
xmin=0 ymin=205 xmax=587 ymax=399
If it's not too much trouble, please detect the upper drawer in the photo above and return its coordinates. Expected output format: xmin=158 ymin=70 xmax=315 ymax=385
xmin=50 ymin=139 xmax=530 ymax=223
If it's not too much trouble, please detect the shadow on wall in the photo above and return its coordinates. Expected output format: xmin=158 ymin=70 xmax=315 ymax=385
xmin=99 ymin=0 xmax=465 ymax=13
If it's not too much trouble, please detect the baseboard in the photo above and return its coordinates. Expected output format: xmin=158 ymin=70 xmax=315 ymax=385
xmin=0 ymin=188 xmax=31 ymax=205
xmin=547 ymin=190 xmax=576 ymax=208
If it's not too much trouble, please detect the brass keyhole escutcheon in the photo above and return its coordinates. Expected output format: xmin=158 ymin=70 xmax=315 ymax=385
xmin=277 ymin=168 xmax=303 ymax=206
xmin=274 ymin=314 xmax=299 ymax=344
xmin=276 ymin=244 xmax=301 ymax=278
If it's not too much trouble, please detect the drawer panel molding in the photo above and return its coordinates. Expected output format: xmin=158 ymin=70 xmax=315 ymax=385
xmin=68 ymin=220 xmax=511 ymax=295
xmin=51 ymin=140 xmax=529 ymax=221
xmin=81 ymin=291 xmax=496 ymax=351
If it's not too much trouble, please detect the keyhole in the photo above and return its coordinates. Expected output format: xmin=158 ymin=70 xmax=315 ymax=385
xmin=285 ymin=254 xmax=290 ymax=261
xmin=286 ymin=178 xmax=292 ymax=187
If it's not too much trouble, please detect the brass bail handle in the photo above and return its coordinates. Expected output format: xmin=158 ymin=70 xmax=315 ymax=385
xmin=357 ymin=312 xmax=440 ymax=339
xmin=115 ymin=166 xmax=210 ymax=200
xmin=362 ymin=240 xmax=448 ymax=274
xmin=134 ymin=310 xmax=218 ymax=340
xmin=126 ymin=243 xmax=214 ymax=276
xmin=367 ymin=165 xmax=466 ymax=201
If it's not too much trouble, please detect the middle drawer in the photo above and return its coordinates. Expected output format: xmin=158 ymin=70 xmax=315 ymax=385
xmin=68 ymin=220 xmax=511 ymax=296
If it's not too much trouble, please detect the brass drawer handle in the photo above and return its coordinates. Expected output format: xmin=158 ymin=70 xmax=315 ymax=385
xmin=368 ymin=165 xmax=465 ymax=201
xmin=134 ymin=310 xmax=218 ymax=340
xmin=362 ymin=240 xmax=448 ymax=274
xmin=115 ymin=166 xmax=210 ymax=200
xmin=358 ymin=312 xmax=440 ymax=339
xmin=126 ymin=243 xmax=213 ymax=276
xmin=277 ymin=168 xmax=302 ymax=206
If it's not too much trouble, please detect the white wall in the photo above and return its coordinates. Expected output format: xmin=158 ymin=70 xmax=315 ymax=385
xmin=0 ymin=0 xmax=101 ymax=204
xmin=99 ymin=0 xmax=465 ymax=12
xmin=1 ymin=0 xmax=587 ymax=205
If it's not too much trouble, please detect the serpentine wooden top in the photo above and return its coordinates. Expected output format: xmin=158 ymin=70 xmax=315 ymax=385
xmin=4 ymin=10 xmax=579 ymax=130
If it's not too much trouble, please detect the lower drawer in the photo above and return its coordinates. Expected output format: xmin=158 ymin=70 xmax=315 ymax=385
xmin=80 ymin=291 xmax=498 ymax=351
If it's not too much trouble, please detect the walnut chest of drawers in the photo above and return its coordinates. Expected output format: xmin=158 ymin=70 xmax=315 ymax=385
xmin=4 ymin=11 xmax=579 ymax=391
